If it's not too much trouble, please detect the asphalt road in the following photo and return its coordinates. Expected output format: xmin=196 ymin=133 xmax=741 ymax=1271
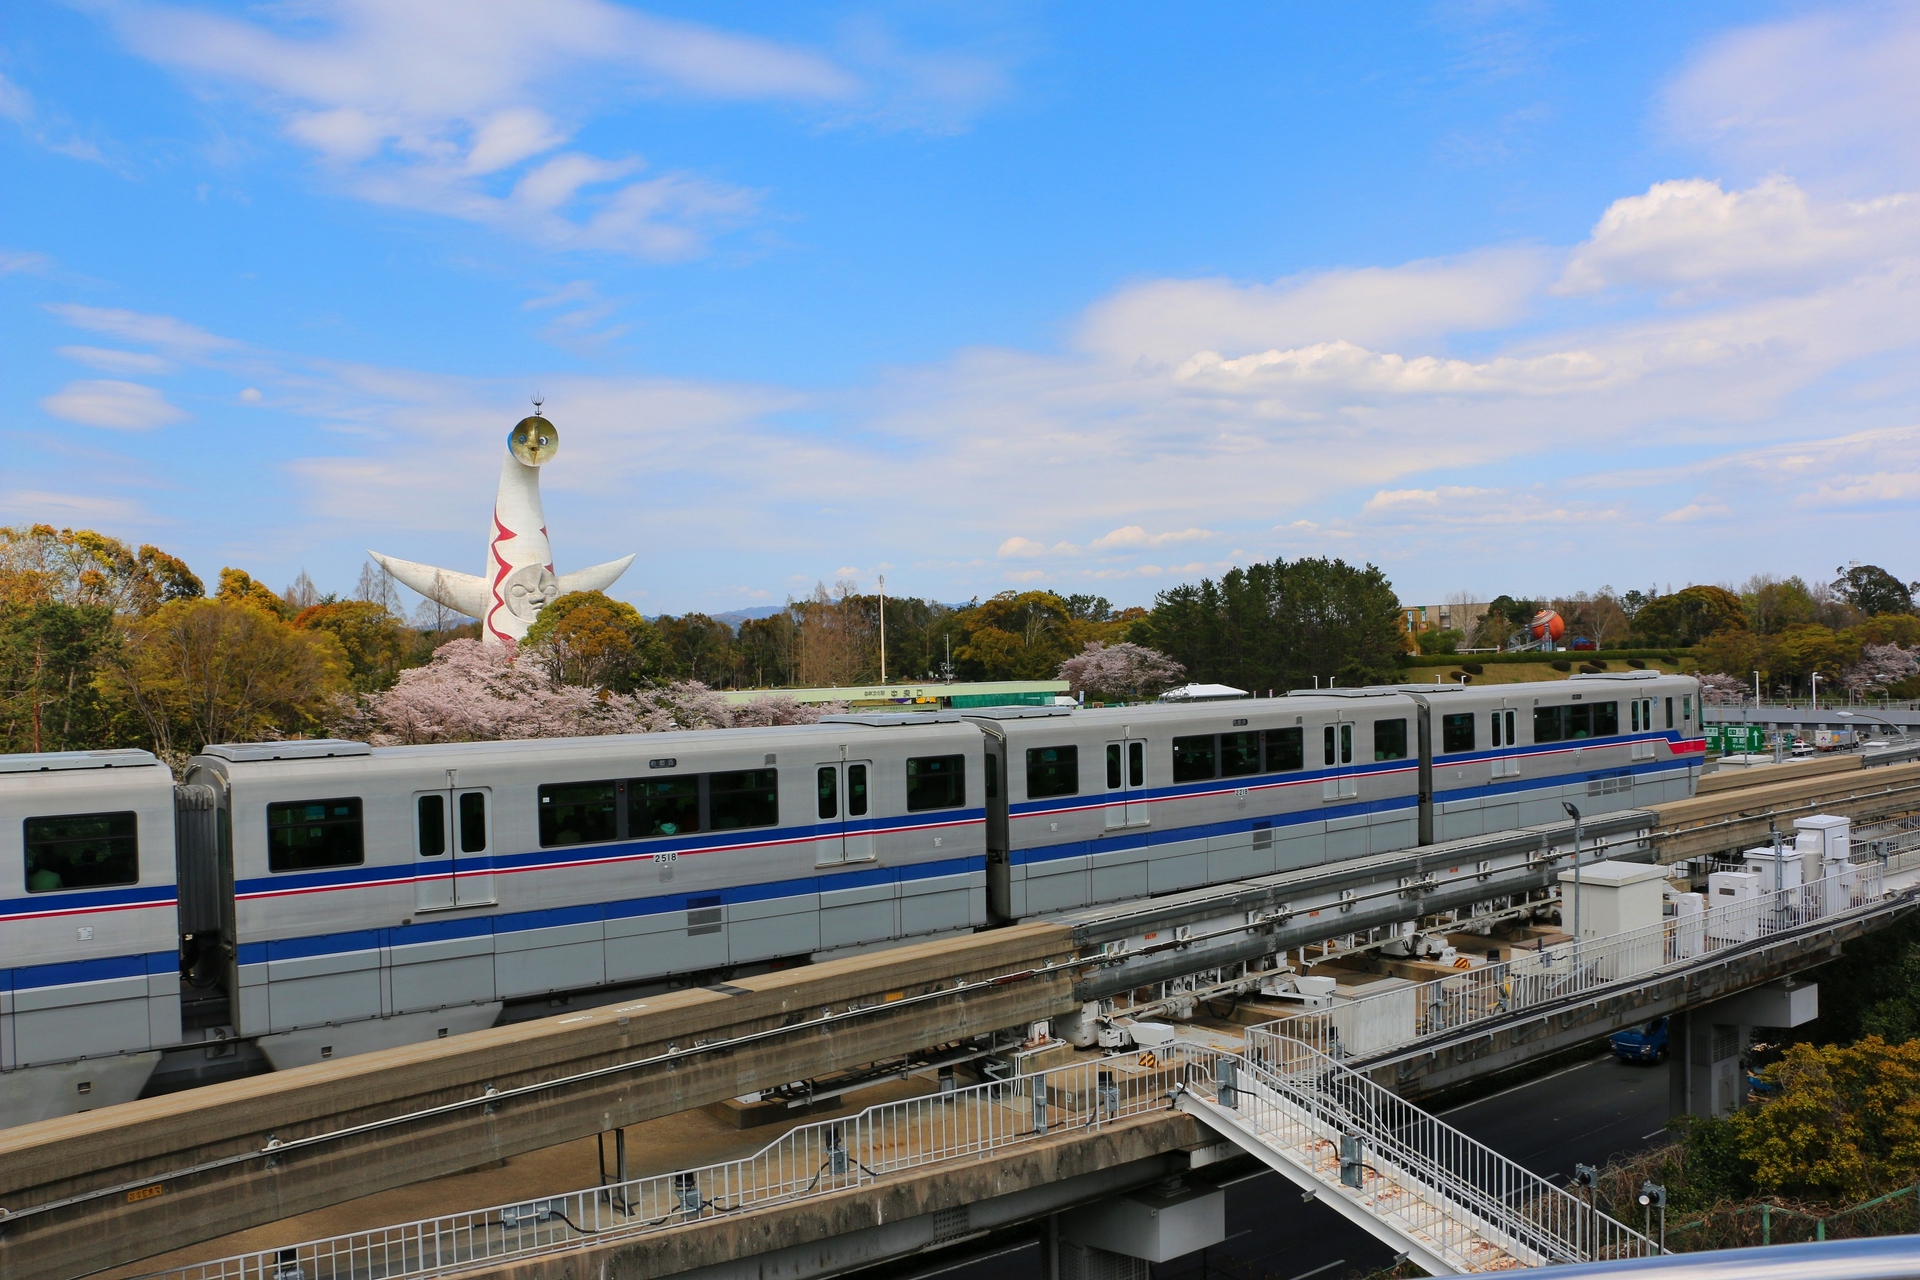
xmin=864 ymin=1052 xmax=1676 ymax=1280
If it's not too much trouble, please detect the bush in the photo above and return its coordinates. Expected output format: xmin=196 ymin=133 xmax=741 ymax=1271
xmin=1551 ymin=659 xmax=1571 ymax=672
xmin=1462 ymin=662 xmax=1484 ymax=675
xmin=1448 ymin=671 xmax=1471 ymax=684
xmin=1627 ymin=658 xmax=1646 ymax=669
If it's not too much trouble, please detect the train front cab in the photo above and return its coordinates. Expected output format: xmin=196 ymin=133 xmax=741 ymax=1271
xmin=0 ymin=750 xmax=182 ymax=1126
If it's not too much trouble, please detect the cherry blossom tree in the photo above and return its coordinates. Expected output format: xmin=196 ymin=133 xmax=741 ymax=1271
xmin=1695 ymin=672 xmax=1748 ymax=706
xmin=730 ymin=694 xmax=843 ymax=726
xmin=1842 ymin=644 xmax=1920 ymax=696
xmin=1058 ymin=641 xmax=1186 ymax=702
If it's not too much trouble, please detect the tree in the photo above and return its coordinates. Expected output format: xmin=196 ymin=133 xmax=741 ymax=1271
xmin=294 ymin=600 xmax=416 ymax=692
xmin=0 ymin=601 xmax=121 ymax=752
xmin=216 ymin=567 xmax=293 ymax=618
xmin=737 ymin=612 xmax=799 ymax=687
xmin=282 ymin=570 xmax=322 ymax=612
xmin=953 ymin=590 xmax=1085 ymax=680
xmin=1631 ymin=585 xmax=1747 ymax=646
xmin=1696 ymin=672 xmax=1747 ymax=705
xmin=1692 ymin=628 xmax=1765 ymax=681
xmin=1836 ymin=565 xmax=1917 ymax=618
xmin=0 ymin=524 xmax=202 ymax=615
xmin=1471 ymin=595 xmax=1539 ymax=648
xmin=1856 ymin=614 xmax=1920 ymax=647
xmin=655 ymin=612 xmax=740 ymax=685
xmin=1738 ymin=1038 xmax=1920 ymax=1203
xmin=100 ymin=598 xmax=349 ymax=758
xmin=1134 ymin=557 xmax=1403 ymax=693
xmin=522 ymin=591 xmax=672 ymax=693
xmin=1058 ymin=641 xmax=1186 ymax=702
xmin=794 ymin=582 xmax=873 ymax=686
xmin=1742 ymin=574 xmax=1819 ymax=635
xmin=1415 ymin=627 xmax=1464 ymax=655
xmin=1842 ymin=644 xmax=1920 ymax=697
xmin=1767 ymin=623 xmax=1862 ymax=692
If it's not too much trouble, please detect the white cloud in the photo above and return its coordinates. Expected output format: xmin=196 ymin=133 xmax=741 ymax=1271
xmin=0 ymin=489 xmax=150 ymax=524
xmin=99 ymin=0 xmax=904 ymax=258
xmin=0 ymin=72 xmax=109 ymax=164
xmin=58 ymin=345 xmax=175 ymax=375
xmin=1658 ymin=501 xmax=1732 ymax=524
xmin=40 ymin=380 xmax=188 ymax=430
xmin=1075 ymin=248 xmax=1547 ymax=367
xmin=1 ymin=250 xmax=52 ymax=274
xmin=45 ymin=304 xmax=238 ymax=354
xmin=997 ymin=536 xmax=1048 ymax=559
xmin=1560 ymin=177 xmax=1920 ymax=298
xmin=1664 ymin=6 xmax=1920 ymax=188
xmin=1087 ymin=525 xmax=1216 ymax=550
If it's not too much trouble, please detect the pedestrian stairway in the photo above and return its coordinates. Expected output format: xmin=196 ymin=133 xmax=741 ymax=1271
xmin=1175 ymin=1043 xmax=1653 ymax=1275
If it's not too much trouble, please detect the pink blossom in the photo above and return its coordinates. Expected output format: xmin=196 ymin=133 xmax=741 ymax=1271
xmin=1058 ymin=641 xmax=1186 ymax=701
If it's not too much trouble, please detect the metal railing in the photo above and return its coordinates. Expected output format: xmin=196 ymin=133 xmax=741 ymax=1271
xmin=1245 ymin=858 xmax=1894 ymax=1063
xmin=134 ymin=1045 xmax=1225 ymax=1280
xmin=1188 ymin=1041 xmax=1654 ymax=1269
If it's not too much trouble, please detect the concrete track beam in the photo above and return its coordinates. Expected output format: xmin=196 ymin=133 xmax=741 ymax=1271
xmin=431 ymin=1111 xmax=1210 ymax=1280
xmin=0 ymin=925 xmax=1079 ymax=1280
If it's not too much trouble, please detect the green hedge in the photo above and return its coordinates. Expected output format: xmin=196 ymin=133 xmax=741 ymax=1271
xmin=1396 ymin=648 xmax=1690 ymax=668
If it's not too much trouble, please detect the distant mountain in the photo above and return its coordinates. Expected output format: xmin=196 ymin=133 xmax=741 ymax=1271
xmin=710 ymin=605 xmax=791 ymax=627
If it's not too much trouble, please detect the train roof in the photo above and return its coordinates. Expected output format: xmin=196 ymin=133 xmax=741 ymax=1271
xmin=0 ymin=748 xmax=161 ymax=774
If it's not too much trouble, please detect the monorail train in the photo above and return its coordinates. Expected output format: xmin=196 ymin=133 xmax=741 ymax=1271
xmin=0 ymin=670 xmax=1703 ymax=1124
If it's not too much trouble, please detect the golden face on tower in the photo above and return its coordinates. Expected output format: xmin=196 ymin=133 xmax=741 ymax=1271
xmin=508 ymin=415 xmax=559 ymax=466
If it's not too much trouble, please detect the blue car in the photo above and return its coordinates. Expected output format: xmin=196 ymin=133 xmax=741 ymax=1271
xmin=1611 ymin=1017 xmax=1669 ymax=1064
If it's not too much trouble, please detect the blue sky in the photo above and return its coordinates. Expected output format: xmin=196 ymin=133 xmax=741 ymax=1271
xmin=5 ymin=2 xmax=1920 ymax=617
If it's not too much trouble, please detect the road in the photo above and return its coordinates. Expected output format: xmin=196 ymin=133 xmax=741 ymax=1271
xmin=859 ymin=1052 xmax=1674 ymax=1280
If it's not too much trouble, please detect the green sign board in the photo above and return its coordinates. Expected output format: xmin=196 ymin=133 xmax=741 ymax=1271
xmin=1707 ymin=725 xmax=1767 ymax=754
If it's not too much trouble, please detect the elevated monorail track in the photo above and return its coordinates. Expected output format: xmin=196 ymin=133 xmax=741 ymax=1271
xmin=1649 ymin=760 xmax=1920 ymax=864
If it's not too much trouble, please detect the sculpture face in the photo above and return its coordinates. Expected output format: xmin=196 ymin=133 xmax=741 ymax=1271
xmin=502 ymin=563 xmax=560 ymax=620
xmin=508 ymin=415 xmax=560 ymax=466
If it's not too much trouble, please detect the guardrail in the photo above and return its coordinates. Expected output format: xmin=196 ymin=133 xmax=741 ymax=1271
xmin=1244 ymin=856 xmax=1895 ymax=1064
xmin=134 ymin=1045 xmax=1224 ymax=1280
xmin=1190 ymin=1042 xmax=1653 ymax=1268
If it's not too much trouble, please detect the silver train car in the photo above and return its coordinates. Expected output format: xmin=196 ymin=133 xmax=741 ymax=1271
xmin=0 ymin=670 xmax=1702 ymax=1124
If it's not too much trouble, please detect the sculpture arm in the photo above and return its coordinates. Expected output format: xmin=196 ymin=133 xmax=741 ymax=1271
xmin=368 ymin=552 xmax=489 ymax=619
xmin=557 ymin=555 xmax=635 ymax=596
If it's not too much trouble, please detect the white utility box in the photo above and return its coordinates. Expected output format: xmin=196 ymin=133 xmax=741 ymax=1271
xmin=1328 ymin=974 xmax=1417 ymax=1056
xmin=1795 ymin=814 xmax=1851 ymax=861
xmin=1673 ymin=891 xmax=1706 ymax=958
xmin=1707 ymin=869 xmax=1764 ymax=943
xmin=1741 ymin=845 xmax=1804 ymax=891
xmin=1559 ymin=859 xmax=1668 ymax=939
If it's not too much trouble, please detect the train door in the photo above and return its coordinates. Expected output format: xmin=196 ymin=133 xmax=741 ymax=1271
xmin=814 ymin=761 xmax=875 ymax=865
xmin=1103 ymin=738 xmax=1148 ymax=829
xmin=1322 ymin=722 xmax=1356 ymax=800
xmin=1489 ymin=706 xmax=1520 ymax=779
xmin=413 ymin=781 xmax=495 ymax=910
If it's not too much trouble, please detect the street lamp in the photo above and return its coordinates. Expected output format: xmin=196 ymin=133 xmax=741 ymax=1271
xmin=1811 ymin=671 xmax=1823 ymax=711
xmin=1838 ymin=709 xmax=1909 ymax=740
xmin=1562 ymin=801 xmax=1584 ymax=963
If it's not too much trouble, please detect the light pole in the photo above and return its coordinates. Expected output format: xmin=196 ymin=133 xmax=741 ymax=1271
xmin=878 ymin=574 xmax=886 ymax=683
xmin=1811 ymin=671 xmax=1822 ymax=711
xmin=1562 ymin=801 xmax=1584 ymax=963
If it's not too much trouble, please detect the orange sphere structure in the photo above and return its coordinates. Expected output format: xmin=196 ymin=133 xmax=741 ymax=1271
xmin=1528 ymin=609 xmax=1566 ymax=643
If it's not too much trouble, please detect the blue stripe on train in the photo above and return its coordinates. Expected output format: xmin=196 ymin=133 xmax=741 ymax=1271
xmin=234 ymin=854 xmax=986 ymax=966
xmin=235 ymin=808 xmax=989 ymax=897
xmin=3 ymin=950 xmax=180 ymax=991
xmin=1008 ymin=757 xmax=1687 ymax=868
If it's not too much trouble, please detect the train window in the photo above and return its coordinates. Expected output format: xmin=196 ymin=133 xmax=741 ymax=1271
xmin=710 ymin=769 xmax=779 ymax=831
xmin=1534 ymin=707 xmax=1562 ymax=743
xmin=1107 ymin=744 xmax=1122 ymax=789
xmin=1665 ymin=697 xmax=1674 ymax=730
xmin=1491 ymin=712 xmax=1502 ymax=747
xmin=1172 ymin=735 xmax=1217 ymax=783
xmin=267 ymin=798 xmax=363 ymax=872
xmin=817 ymin=767 xmax=837 ymax=820
xmin=417 ymin=795 xmax=446 ymax=856
xmin=24 ymin=811 xmax=138 ymax=893
xmin=1682 ymin=695 xmax=1692 ymax=721
xmin=539 ymin=781 xmax=618 ymax=847
xmin=1591 ymin=702 xmax=1619 ymax=736
xmin=633 ymin=776 xmax=702 ymax=838
xmin=459 ymin=792 xmax=487 ymax=853
xmin=1340 ymin=724 xmax=1353 ymax=765
xmin=984 ymin=753 xmax=999 ymax=800
xmin=1442 ymin=713 xmax=1475 ymax=754
xmin=1263 ymin=727 xmax=1304 ymax=772
xmin=1026 ymin=746 xmax=1079 ymax=798
xmin=848 ymin=764 xmax=869 ymax=817
xmin=1220 ymin=732 xmax=1262 ymax=778
xmin=906 ymin=756 xmax=965 ymax=811
xmin=1129 ymin=741 xmax=1145 ymax=787
xmin=1324 ymin=726 xmax=1336 ymax=766
xmin=1374 ymin=719 xmax=1408 ymax=761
